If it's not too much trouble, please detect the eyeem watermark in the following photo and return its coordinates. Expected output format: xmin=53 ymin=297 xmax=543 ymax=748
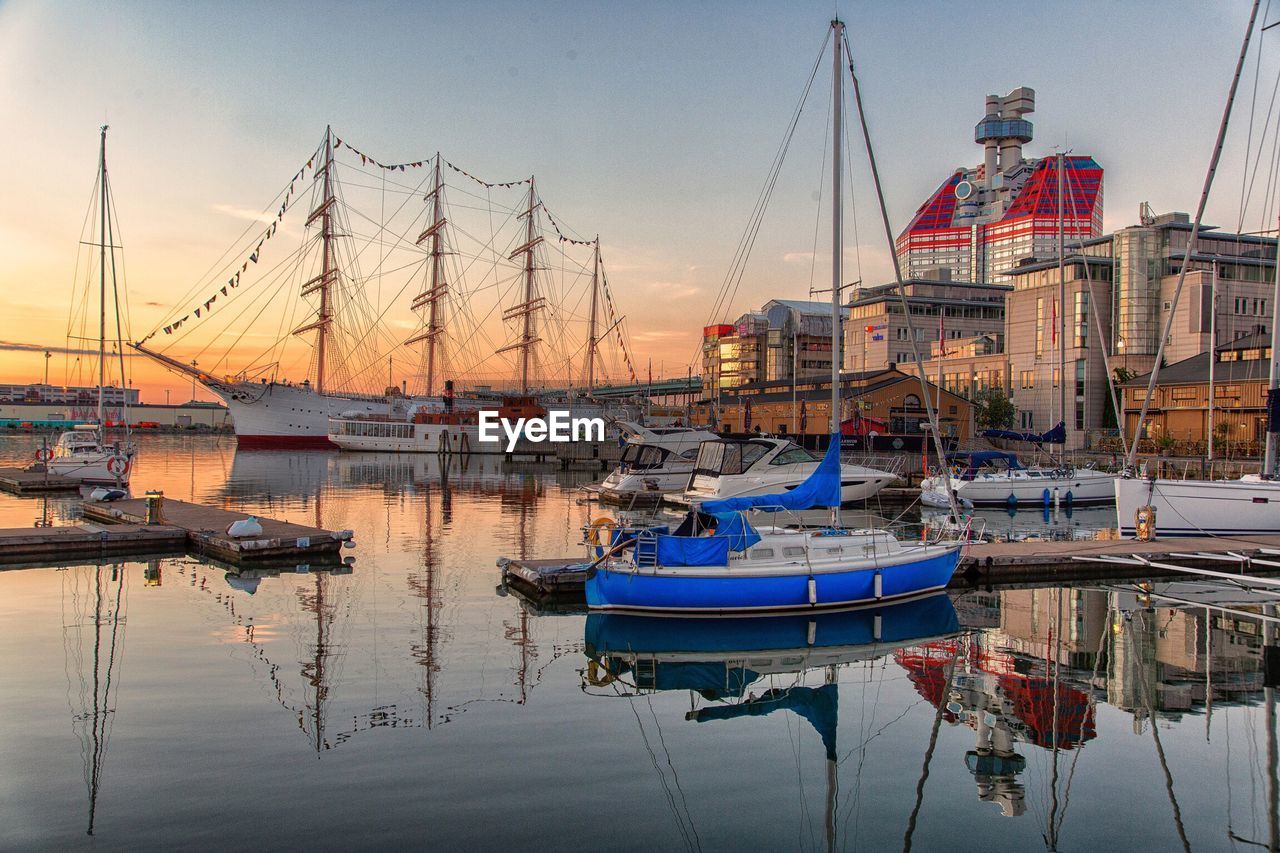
xmin=478 ymin=410 xmax=605 ymax=452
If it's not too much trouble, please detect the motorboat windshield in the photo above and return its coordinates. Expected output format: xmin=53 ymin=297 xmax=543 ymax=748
xmin=690 ymin=438 xmax=801 ymax=478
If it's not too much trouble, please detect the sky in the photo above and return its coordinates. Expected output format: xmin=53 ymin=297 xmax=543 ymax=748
xmin=0 ymin=0 xmax=1271 ymax=403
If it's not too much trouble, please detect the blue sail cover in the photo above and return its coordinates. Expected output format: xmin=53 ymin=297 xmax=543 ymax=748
xmin=981 ymin=421 xmax=1065 ymax=445
xmin=692 ymin=684 xmax=839 ymax=760
xmin=700 ymin=433 xmax=844 ymax=514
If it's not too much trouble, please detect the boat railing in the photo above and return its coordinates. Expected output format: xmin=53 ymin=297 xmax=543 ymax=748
xmin=843 ymin=452 xmax=904 ymax=476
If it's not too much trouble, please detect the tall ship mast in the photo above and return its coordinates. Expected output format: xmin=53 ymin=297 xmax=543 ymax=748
xmin=133 ymin=129 xmax=639 ymax=447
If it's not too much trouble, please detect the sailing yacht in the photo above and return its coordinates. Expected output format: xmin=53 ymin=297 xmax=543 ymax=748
xmin=557 ymin=20 xmax=963 ymax=614
xmin=134 ymin=132 xmax=641 ymax=447
xmin=922 ymin=445 xmax=1116 ymax=507
xmin=46 ymin=127 xmax=137 ymax=485
xmin=1114 ymin=3 xmax=1280 ymax=536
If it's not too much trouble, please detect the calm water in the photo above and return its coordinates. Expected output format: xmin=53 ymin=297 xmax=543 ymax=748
xmin=0 ymin=434 xmax=1276 ymax=851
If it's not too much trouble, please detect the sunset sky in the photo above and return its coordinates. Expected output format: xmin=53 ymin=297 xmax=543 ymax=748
xmin=0 ymin=0 xmax=1269 ymax=402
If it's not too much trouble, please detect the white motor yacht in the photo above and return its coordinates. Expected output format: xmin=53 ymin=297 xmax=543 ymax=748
xmin=597 ymin=422 xmax=719 ymax=502
xmin=672 ymin=437 xmax=897 ymax=507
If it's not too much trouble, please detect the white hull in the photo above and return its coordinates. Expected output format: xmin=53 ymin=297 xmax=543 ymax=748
xmin=676 ymin=463 xmax=896 ymax=507
xmin=1115 ymin=476 xmax=1280 ymax=536
xmin=922 ymin=468 xmax=1117 ymax=506
xmin=329 ymin=420 xmax=505 ymax=454
xmin=599 ymin=465 xmax=695 ymax=500
xmin=47 ymin=453 xmax=135 ymax=485
xmin=204 ymin=381 xmax=400 ymax=447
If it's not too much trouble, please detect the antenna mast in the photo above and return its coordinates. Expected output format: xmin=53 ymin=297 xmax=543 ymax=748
xmin=409 ymin=153 xmax=448 ymax=396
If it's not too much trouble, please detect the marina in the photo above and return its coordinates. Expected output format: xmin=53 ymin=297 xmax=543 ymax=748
xmin=7 ymin=2 xmax=1280 ymax=849
xmin=2 ymin=433 xmax=1279 ymax=851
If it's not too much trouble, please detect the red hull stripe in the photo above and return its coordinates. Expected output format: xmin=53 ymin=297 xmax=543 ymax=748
xmin=235 ymin=434 xmax=336 ymax=449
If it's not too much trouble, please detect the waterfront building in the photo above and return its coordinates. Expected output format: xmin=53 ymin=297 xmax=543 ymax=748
xmin=700 ymin=300 xmax=840 ymax=401
xmin=0 ymin=398 xmax=230 ymax=429
xmin=1119 ymin=332 xmax=1271 ymax=456
xmin=0 ymin=382 xmax=140 ymax=407
xmin=700 ymin=366 xmax=973 ymax=443
xmin=845 ymin=272 xmax=1009 ymax=372
xmin=1003 ymin=254 xmax=1115 ymax=447
xmin=895 ymin=87 xmax=1103 ymax=284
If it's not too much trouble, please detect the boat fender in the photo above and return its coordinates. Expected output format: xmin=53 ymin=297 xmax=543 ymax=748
xmin=807 ymin=577 xmax=817 ymax=605
xmin=226 ymin=516 xmax=264 ymax=538
xmin=873 ymin=571 xmax=883 ymax=600
xmin=1007 ymin=494 xmax=1017 ymax=509
xmin=1064 ymin=490 xmax=1074 ymax=506
xmin=1042 ymin=488 xmax=1051 ymax=507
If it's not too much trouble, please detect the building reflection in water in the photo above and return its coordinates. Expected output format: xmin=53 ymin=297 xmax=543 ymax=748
xmin=901 ymin=581 xmax=1279 ymax=839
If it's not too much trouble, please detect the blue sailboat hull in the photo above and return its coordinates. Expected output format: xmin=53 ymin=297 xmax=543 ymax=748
xmin=584 ymin=591 xmax=960 ymax=655
xmin=585 ymin=547 xmax=961 ymax=613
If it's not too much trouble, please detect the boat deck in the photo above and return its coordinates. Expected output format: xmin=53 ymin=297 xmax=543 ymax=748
xmin=0 ymin=467 xmax=82 ymax=494
xmin=81 ymin=497 xmax=348 ymax=565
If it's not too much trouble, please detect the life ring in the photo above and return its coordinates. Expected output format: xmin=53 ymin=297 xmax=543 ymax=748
xmin=34 ymin=447 xmax=53 ymax=463
xmin=588 ymin=516 xmax=618 ymax=557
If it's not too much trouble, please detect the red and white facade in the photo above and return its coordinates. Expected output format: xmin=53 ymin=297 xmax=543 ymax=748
xmin=895 ymin=88 xmax=1103 ymax=283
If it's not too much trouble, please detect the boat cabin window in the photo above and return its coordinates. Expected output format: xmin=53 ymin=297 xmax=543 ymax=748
xmin=692 ymin=440 xmax=773 ymax=476
xmin=770 ymin=445 xmax=817 ymax=466
xmin=620 ymin=445 xmax=670 ymax=470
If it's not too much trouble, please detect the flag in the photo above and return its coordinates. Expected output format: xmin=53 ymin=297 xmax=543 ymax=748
xmin=799 ymin=399 xmax=807 ymax=432
xmin=1051 ymin=299 xmax=1057 ymax=345
xmin=938 ymin=310 xmax=946 ymax=357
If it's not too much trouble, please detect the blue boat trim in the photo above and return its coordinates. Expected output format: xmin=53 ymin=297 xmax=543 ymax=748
xmin=586 ymin=546 xmax=962 ymax=613
xmin=585 ymin=583 xmax=954 ymax=614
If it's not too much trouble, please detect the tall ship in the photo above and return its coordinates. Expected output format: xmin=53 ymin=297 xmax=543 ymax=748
xmin=133 ymin=128 xmax=642 ymax=447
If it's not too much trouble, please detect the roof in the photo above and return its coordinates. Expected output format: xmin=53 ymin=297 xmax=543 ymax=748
xmin=1121 ymin=342 xmax=1273 ymax=388
xmin=765 ymin=299 xmax=837 ymax=315
xmin=1005 ymin=254 xmax=1114 ymax=276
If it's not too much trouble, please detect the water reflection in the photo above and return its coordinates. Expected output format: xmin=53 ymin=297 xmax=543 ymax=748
xmin=4 ymin=435 xmax=1280 ymax=848
xmin=61 ymin=564 xmax=128 ymax=837
xmin=584 ymin=595 xmax=962 ymax=852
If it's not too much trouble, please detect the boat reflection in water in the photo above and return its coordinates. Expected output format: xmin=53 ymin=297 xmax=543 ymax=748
xmin=583 ymin=593 xmax=960 ymax=849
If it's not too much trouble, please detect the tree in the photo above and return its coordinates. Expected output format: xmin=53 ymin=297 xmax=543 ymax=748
xmin=974 ymin=387 xmax=1015 ymax=430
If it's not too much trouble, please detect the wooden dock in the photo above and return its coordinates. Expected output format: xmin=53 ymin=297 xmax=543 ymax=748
xmin=0 ymin=523 xmax=185 ymax=567
xmin=499 ymin=532 xmax=1280 ymax=602
xmin=498 ymin=556 xmax=590 ymax=599
xmin=0 ymin=467 xmax=82 ymax=494
xmin=82 ymin=497 xmax=349 ymax=565
xmin=961 ymin=533 xmax=1280 ymax=584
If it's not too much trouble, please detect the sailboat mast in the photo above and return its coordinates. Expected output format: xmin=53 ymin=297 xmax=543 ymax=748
xmin=1208 ymin=261 xmax=1218 ymax=464
xmin=97 ymin=126 xmax=107 ymax=428
xmin=318 ymin=129 xmax=335 ymax=394
xmin=1266 ymin=208 xmax=1280 ymax=475
xmin=587 ymin=238 xmax=600 ymax=394
xmin=427 ymin=155 xmax=445 ymax=397
xmin=522 ymin=178 xmax=538 ymax=393
xmin=830 ymin=20 xmax=844 ymax=528
xmin=1126 ymin=0 xmax=1260 ymax=471
xmin=1057 ymin=151 xmax=1067 ymax=457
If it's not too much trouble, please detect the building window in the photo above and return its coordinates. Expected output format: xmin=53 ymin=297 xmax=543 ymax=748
xmin=1036 ymin=297 xmax=1044 ymax=357
xmin=1074 ymin=291 xmax=1089 ymax=349
xmin=1075 ymin=359 xmax=1086 ymax=430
